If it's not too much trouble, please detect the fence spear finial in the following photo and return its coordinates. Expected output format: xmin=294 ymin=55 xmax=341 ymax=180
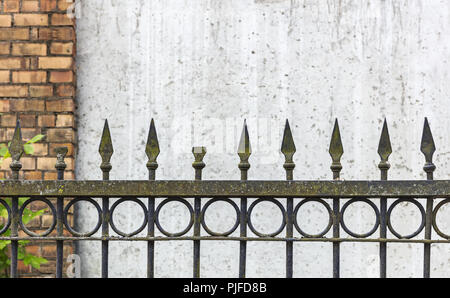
xmin=146 ymin=118 xmax=160 ymax=180
xmin=281 ymin=119 xmax=296 ymax=180
xmin=377 ymin=119 xmax=392 ymax=180
xmin=98 ymin=119 xmax=114 ymax=180
xmin=192 ymin=147 xmax=206 ymax=180
xmin=55 ymin=147 xmax=68 ymax=180
xmin=329 ymin=118 xmax=343 ymax=180
xmin=420 ymin=117 xmax=436 ymax=180
xmin=238 ymin=119 xmax=251 ymax=180
xmin=9 ymin=120 xmax=24 ymax=179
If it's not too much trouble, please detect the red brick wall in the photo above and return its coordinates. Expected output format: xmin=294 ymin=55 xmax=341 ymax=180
xmin=0 ymin=0 xmax=76 ymax=277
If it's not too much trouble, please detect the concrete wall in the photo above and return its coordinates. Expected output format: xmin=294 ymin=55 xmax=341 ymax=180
xmin=75 ymin=0 xmax=450 ymax=277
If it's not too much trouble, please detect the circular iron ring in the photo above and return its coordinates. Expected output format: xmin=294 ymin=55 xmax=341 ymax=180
xmin=155 ymin=197 xmax=194 ymax=237
xmin=247 ymin=198 xmax=286 ymax=237
xmin=387 ymin=198 xmax=425 ymax=239
xmin=201 ymin=198 xmax=240 ymax=236
xmin=340 ymin=198 xmax=380 ymax=238
xmin=110 ymin=197 xmax=148 ymax=237
xmin=19 ymin=197 xmax=56 ymax=237
xmin=0 ymin=199 xmax=11 ymax=235
xmin=64 ymin=197 xmax=102 ymax=237
xmin=294 ymin=198 xmax=333 ymax=238
xmin=432 ymin=199 xmax=450 ymax=239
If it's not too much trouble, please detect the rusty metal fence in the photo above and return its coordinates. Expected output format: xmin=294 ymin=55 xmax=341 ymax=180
xmin=0 ymin=118 xmax=449 ymax=278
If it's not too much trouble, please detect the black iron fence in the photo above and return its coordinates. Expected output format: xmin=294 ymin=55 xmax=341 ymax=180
xmin=0 ymin=118 xmax=449 ymax=278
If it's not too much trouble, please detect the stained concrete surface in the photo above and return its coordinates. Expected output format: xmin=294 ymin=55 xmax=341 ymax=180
xmin=75 ymin=0 xmax=450 ymax=277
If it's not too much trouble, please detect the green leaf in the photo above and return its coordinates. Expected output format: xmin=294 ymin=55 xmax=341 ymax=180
xmin=17 ymin=197 xmax=46 ymax=225
xmin=0 ymin=207 xmax=8 ymax=219
xmin=22 ymin=208 xmax=46 ymax=225
xmin=0 ymin=240 xmax=10 ymax=250
xmin=33 ymin=209 xmax=46 ymax=217
xmin=23 ymin=254 xmax=48 ymax=269
xmin=19 ymin=197 xmax=30 ymax=206
xmin=25 ymin=134 xmax=45 ymax=144
xmin=21 ymin=209 xmax=33 ymax=225
xmin=18 ymin=249 xmax=25 ymax=260
xmin=18 ymin=240 xmax=29 ymax=246
xmin=0 ymin=145 xmax=8 ymax=157
xmin=0 ymin=247 xmax=9 ymax=273
xmin=23 ymin=254 xmax=32 ymax=265
xmin=0 ymin=146 xmax=50 ymax=277
xmin=3 ymin=198 xmax=11 ymax=206
xmin=2 ymin=151 xmax=10 ymax=159
xmin=23 ymin=144 xmax=34 ymax=155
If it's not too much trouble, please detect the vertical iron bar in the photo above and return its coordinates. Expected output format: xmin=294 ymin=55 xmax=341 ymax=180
xmin=147 ymin=195 xmax=155 ymax=278
xmin=9 ymin=120 xmax=23 ymax=278
xmin=101 ymin=182 xmax=109 ymax=279
xmin=239 ymin=189 xmax=247 ymax=278
xmin=193 ymin=197 xmax=201 ymax=278
xmin=332 ymin=198 xmax=340 ymax=278
xmin=99 ymin=120 xmax=113 ymax=278
xmin=281 ymin=119 xmax=296 ymax=278
xmin=192 ymin=147 xmax=206 ymax=278
xmin=146 ymin=119 xmax=159 ymax=278
xmin=286 ymin=196 xmax=293 ymax=278
xmin=10 ymin=197 xmax=18 ymax=278
xmin=423 ymin=172 xmax=434 ymax=278
xmin=379 ymin=197 xmax=387 ymax=278
xmin=56 ymin=202 xmax=63 ymax=278
xmin=329 ymin=119 xmax=343 ymax=278
xmin=55 ymin=147 xmax=68 ymax=278
xmin=424 ymin=196 xmax=433 ymax=278
xmin=420 ymin=118 xmax=436 ymax=278
xmin=147 ymin=166 xmax=156 ymax=279
xmin=378 ymin=119 xmax=392 ymax=278
xmin=237 ymin=120 xmax=251 ymax=278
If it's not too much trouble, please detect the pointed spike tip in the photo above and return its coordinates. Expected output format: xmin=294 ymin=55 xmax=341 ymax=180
xmin=420 ymin=117 xmax=436 ymax=162
xmin=98 ymin=119 xmax=114 ymax=163
xmin=146 ymin=118 xmax=160 ymax=162
xmin=237 ymin=120 xmax=251 ymax=159
xmin=281 ymin=119 xmax=296 ymax=161
xmin=329 ymin=119 xmax=344 ymax=162
xmin=377 ymin=119 xmax=392 ymax=161
xmin=8 ymin=119 xmax=24 ymax=161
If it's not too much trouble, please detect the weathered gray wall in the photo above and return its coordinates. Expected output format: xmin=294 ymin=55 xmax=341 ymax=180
xmin=75 ymin=0 xmax=450 ymax=277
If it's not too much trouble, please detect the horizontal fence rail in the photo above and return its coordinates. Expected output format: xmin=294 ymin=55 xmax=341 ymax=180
xmin=0 ymin=117 xmax=448 ymax=278
xmin=0 ymin=180 xmax=449 ymax=198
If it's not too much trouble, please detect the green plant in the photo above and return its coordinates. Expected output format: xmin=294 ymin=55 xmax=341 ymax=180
xmin=0 ymin=134 xmax=48 ymax=277
xmin=0 ymin=134 xmax=45 ymax=160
